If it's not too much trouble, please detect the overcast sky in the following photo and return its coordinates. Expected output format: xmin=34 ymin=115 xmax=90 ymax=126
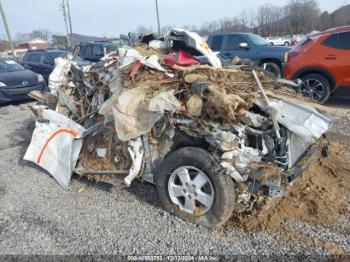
xmin=1 ymin=0 xmax=349 ymax=38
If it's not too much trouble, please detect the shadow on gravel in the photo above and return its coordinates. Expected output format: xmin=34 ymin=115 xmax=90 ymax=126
xmin=13 ymin=118 xmax=37 ymax=168
xmin=71 ymin=174 xmax=161 ymax=208
xmin=71 ymin=174 xmax=115 ymax=192
xmin=0 ymin=185 xmax=6 ymax=198
xmin=326 ymin=96 xmax=350 ymax=110
xmin=128 ymin=180 xmax=161 ymax=208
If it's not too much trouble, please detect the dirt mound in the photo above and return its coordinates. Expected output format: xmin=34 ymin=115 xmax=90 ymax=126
xmin=227 ymin=142 xmax=350 ymax=253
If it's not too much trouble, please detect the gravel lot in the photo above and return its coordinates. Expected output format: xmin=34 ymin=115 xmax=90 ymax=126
xmin=0 ymin=99 xmax=349 ymax=256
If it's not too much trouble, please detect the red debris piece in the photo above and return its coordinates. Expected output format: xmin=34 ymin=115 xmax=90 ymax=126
xmin=130 ymin=59 xmax=142 ymax=77
xmin=164 ymin=51 xmax=201 ymax=67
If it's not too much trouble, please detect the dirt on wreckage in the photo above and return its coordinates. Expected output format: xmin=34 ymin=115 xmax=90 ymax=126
xmin=228 ymin=141 xmax=350 ymax=254
xmin=21 ymin=29 xmax=350 ymax=254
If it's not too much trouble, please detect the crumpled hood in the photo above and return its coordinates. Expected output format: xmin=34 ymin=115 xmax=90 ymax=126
xmin=256 ymin=97 xmax=331 ymax=143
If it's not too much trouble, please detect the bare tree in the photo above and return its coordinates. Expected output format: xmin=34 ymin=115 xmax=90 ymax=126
xmin=135 ymin=25 xmax=153 ymax=34
xmin=285 ymin=0 xmax=320 ymax=34
xmin=131 ymin=0 xmax=347 ymax=37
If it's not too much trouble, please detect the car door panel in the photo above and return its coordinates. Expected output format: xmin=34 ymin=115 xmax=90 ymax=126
xmin=26 ymin=54 xmax=42 ymax=74
xmin=222 ymin=35 xmax=253 ymax=60
xmin=336 ymin=32 xmax=350 ymax=86
xmin=40 ymin=54 xmax=54 ymax=80
xmin=322 ymin=33 xmax=350 ymax=87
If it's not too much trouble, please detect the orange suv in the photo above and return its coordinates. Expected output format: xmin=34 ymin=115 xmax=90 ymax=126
xmin=284 ymin=26 xmax=350 ymax=103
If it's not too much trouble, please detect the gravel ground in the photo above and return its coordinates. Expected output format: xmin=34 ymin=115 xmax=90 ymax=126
xmin=0 ymin=100 xmax=349 ymax=257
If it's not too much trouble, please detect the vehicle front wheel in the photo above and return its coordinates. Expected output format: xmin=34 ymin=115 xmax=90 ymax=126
xmin=300 ymin=73 xmax=331 ymax=103
xmin=284 ymin=41 xmax=290 ymax=46
xmin=155 ymin=147 xmax=236 ymax=227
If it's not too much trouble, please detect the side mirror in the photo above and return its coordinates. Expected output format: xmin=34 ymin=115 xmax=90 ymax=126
xmin=239 ymin=42 xmax=249 ymax=49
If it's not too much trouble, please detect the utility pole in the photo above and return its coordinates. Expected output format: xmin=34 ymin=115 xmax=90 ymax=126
xmin=155 ymin=0 xmax=161 ymax=35
xmin=66 ymin=0 xmax=73 ymax=35
xmin=60 ymin=0 xmax=71 ymax=47
xmin=0 ymin=0 xmax=15 ymax=56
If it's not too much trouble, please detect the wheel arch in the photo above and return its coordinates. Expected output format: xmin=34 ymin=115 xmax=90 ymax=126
xmin=170 ymin=129 xmax=211 ymax=153
xmin=293 ymin=67 xmax=336 ymax=91
xmin=258 ymin=58 xmax=283 ymax=71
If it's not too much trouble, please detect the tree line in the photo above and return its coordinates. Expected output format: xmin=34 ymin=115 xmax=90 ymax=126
xmin=197 ymin=0 xmax=349 ymax=36
xmin=7 ymin=0 xmax=349 ymax=46
xmin=136 ymin=0 xmax=349 ymax=37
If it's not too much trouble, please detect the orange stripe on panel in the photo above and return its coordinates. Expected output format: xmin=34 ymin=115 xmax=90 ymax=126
xmin=36 ymin=128 xmax=78 ymax=164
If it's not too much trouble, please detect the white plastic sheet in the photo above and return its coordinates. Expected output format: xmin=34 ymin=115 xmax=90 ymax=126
xmin=24 ymin=110 xmax=85 ymax=189
xmin=100 ymin=87 xmax=180 ymax=141
xmin=49 ymin=57 xmax=73 ymax=95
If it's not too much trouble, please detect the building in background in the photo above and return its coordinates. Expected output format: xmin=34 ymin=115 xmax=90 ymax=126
xmin=18 ymin=38 xmax=49 ymax=50
xmin=0 ymin=40 xmax=9 ymax=52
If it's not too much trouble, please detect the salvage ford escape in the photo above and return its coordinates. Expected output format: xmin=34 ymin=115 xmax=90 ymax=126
xmin=24 ymin=29 xmax=331 ymax=227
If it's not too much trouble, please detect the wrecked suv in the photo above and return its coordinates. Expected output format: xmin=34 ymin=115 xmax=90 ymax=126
xmin=24 ymin=29 xmax=330 ymax=227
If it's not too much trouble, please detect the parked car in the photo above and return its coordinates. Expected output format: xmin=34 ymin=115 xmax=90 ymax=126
xmin=0 ymin=57 xmax=47 ymax=104
xmin=266 ymin=36 xmax=292 ymax=46
xmin=73 ymin=41 xmax=118 ymax=62
xmin=207 ymin=33 xmax=291 ymax=78
xmin=284 ymin=26 xmax=350 ymax=103
xmin=21 ymin=49 xmax=68 ymax=82
xmin=291 ymin=34 xmax=305 ymax=46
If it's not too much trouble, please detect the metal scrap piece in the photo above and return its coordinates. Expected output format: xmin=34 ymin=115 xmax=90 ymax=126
xmin=124 ymin=137 xmax=144 ymax=187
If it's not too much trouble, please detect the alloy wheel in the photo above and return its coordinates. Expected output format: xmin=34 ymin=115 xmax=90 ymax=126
xmin=300 ymin=79 xmax=325 ymax=102
xmin=168 ymin=166 xmax=214 ymax=216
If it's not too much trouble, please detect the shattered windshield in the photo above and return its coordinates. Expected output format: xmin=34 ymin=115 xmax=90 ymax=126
xmin=248 ymin=34 xmax=272 ymax=46
xmin=0 ymin=59 xmax=25 ymax=73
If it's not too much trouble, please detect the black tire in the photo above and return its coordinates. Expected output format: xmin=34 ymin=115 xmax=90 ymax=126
xmin=155 ymin=147 xmax=236 ymax=227
xmin=264 ymin=62 xmax=281 ymax=79
xmin=301 ymin=73 xmax=331 ymax=104
xmin=284 ymin=41 xmax=290 ymax=46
